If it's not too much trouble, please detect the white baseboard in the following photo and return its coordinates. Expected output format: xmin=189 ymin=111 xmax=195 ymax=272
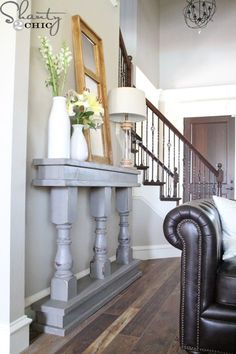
xmin=25 ymin=247 xmax=179 ymax=309
xmin=0 ymin=315 xmax=32 ymax=354
xmin=133 ymin=244 xmax=181 ymax=260
xmin=25 ymin=255 xmax=117 ymax=308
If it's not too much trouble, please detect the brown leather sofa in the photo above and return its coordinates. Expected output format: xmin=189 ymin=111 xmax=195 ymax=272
xmin=163 ymin=199 xmax=236 ymax=354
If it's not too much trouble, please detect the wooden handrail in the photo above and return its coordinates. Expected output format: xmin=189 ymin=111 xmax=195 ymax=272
xmin=146 ymin=98 xmax=219 ymax=176
xmin=119 ymin=30 xmax=132 ymax=87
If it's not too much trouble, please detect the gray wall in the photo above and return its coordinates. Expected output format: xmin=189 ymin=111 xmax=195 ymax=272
xmin=120 ymin=0 xmax=236 ymax=90
xmin=159 ymin=0 xmax=236 ymax=89
xmin=120 ymin=0 xmax=160 ymax=87
xmin=137 ymin=0 xmax=160 ymax=88
xmin=26 ymin=0 xmax=120 ymax=299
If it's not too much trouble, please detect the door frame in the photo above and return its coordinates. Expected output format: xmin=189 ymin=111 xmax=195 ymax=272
xmin=184 ymin=115 xmax=235 ymax=199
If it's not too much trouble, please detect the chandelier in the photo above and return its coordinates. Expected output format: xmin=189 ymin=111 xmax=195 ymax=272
xmin=183 ymin=0 xmax=216 ymax=29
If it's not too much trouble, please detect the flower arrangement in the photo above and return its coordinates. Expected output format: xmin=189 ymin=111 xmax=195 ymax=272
xmin=38 ymin=36 xmax=73 ymax=97
xmin=66 ymin=89 xmax=104 ymax=129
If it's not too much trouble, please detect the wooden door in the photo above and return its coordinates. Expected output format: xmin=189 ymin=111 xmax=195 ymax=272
xmin=184 ymin=116 xmax=235 ymax=199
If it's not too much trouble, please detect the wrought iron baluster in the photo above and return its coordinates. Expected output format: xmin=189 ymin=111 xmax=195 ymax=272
xmin=140 ymin=121 xmax=144 ymax=167
xmin=203 ymin=164 xmax=206 ymax=198
xmin=133 ymin=123 xmax=137 ymax=167
xmin=151 ymin=111 xmax=155 ymax=182
xmin=173 ymin=133 xmax=176 ymax=176
xmin=189 ymin=148 xmax=192 ymax=201
xmin=178 ymin=138 xmax=181 ymax=199
xmin=162 ymin=122 xmax=165 ymax=183
xmin=192 ymin=152 xmax=196 ymax=200
xmin=146 ymin=108 xmax=149 ymax=182
xmin=157 ymin=116 xmax=160 ymax=182
xmin=208 ymin=169 xmax=211 ymax=197
xmin=167 ymin=128 xmax=171 ymax=197
xmin=197 ymin=161 xmax=202 ymax=199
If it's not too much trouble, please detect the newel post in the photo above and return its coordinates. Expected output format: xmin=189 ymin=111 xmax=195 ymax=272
xmin=216 ymin=162 xmax=224 ymax=197
xmin=173 ymin=167 xmax=179 ymax=198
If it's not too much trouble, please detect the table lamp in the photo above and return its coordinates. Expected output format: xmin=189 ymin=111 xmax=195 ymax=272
xmin=108 ymin=87 xmax=146 ymax=168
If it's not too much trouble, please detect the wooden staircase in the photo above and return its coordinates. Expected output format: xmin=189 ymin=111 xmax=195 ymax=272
xmin=119 ymin=31 xmax=223 ymax=204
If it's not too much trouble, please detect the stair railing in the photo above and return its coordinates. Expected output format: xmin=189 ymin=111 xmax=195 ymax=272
xmin=119 ymin=30 xmax=132 ymax=87
xmin=119 ymin=29 xmax=223 ymax=202
xmin=133 ymin=99 xmax=223 ymax=202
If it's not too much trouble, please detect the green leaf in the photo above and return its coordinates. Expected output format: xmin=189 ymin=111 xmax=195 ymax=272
xmin=84 ymin=111 xmax=94 ymax=117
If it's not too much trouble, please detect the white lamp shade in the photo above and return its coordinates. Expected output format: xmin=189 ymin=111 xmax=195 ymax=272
xmin=108 ymin=87 xmax=146 ymax=122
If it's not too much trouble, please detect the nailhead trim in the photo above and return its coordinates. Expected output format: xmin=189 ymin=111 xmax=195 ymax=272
xmin=177 ymin=219 xmax=235 ymax=354
xmin=177 ymin=219 xmax=202 ymax=350
xmin=184 ymin=345 xmax=235 ymax=354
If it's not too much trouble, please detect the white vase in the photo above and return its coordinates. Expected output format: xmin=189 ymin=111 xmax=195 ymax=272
xmin=47 ymin=96 xmax=70 ymax=158
xmin=70 ymin=124 xmax=88 ymax=161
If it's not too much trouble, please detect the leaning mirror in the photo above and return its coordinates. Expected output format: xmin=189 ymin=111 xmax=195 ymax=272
xmin=72 ymin=15 xmax=113 ymax=164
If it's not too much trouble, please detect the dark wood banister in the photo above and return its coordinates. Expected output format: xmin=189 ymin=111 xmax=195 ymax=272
xmin=119 ymin=30 xmax=132 ymax=87
xmin=132 ymin=130 xmax=174 ymax=177
xmin=146 ymin=98 xmax=219 ymax=176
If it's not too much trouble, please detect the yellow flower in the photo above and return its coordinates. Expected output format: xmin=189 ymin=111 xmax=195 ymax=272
xmin=87 ymin=93 xmax=104 ymax=115
xmin=66 ymin=88 xmax=104 ymax=129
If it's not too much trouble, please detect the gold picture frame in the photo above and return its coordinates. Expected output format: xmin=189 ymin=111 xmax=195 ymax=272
xmin=72 ymin=15 xmax=113 ymax=165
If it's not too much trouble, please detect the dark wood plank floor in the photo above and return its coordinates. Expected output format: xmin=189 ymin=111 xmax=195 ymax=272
xmin=23 ymin=258 xmax=186 ymax=354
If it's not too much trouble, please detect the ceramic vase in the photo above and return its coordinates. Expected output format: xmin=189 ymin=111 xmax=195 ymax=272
xmin=70 ymin=124 xmax=88 ymax=161
xmin=47 ymin=96 xmax=70 ymax=158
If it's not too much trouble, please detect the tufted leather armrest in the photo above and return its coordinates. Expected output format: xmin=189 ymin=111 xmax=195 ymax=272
xmin=163 ymin=199 xmax=224 ymax=351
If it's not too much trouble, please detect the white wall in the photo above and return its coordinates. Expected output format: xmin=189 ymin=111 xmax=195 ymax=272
xmin=26 ymin=0 xmax=120 ymax=302
xmin=160 ymin=0 xmax=236 ymax=89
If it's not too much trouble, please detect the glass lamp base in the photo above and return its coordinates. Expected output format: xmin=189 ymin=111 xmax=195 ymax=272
xmin=120 ymin=121 xmax=133 ymax=168
xmin=120 ymin=159 xmax=134 ymax=168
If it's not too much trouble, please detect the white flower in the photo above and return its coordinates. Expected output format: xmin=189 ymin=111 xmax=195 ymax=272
xmin=38 ymin=36 xmax=73 ymax=97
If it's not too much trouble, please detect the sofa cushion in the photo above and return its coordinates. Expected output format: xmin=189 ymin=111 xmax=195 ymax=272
xmin=216 ymin=256 xmax=236 ymax=306
xmin=213 ymin=196 xmax=236 ymax=260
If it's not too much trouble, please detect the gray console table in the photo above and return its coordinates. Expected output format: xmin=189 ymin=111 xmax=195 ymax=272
xmin=32 ymin=159 xmax=141 ymax=336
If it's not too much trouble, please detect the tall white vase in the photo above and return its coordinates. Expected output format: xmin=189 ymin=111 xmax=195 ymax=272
xmin=47 ymin=96 xmax=70 ymax=158
xmin=70 ymin=124 xmax=88 ymax=161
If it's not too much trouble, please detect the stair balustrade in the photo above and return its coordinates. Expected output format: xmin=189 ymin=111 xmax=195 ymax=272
xmin=119 ymin=29 xmax=223 ymax=203
xmin=132 ymin=99 xmax=223 ymax=203
xmin=119 ymin=30 xmax=132 ymax=87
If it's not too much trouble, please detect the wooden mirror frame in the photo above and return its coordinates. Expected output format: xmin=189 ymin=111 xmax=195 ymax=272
xmin=72 ymin=15 xmax=113 ymax=165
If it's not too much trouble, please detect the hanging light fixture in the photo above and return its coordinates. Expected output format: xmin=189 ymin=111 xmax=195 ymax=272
xmin=183 ymin=0 xmax=216 ymax=29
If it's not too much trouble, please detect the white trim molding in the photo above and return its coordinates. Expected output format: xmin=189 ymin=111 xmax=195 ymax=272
xmin=0 ymin=316 xmax=32 ymax=354
xmin=160 ymin=84 xmax=236 ymax=104
xmin=133 ymin=244 xmax=181 ymax=260
xmin=10 ymin=316 xmax=32 ymax=335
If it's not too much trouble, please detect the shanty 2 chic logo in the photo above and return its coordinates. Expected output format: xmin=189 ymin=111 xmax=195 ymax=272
xmin=0 ymin=0 xmax=65 ymax=36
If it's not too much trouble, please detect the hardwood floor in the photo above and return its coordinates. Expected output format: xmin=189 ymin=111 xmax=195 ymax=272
xmin=23 ymin=258 xmax=186 ymax=354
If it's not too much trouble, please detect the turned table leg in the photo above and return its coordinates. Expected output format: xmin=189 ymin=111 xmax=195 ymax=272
xmin=50 ymin=187 xmax=77 ymax=301
xmin=90 ymin=187 xmax=112 ymax=279
xmin=116 ymin=187 xmax=133 ymax=265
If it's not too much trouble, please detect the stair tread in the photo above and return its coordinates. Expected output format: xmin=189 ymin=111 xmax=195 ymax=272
xmin=135 ymin=165 xmax=149 ymax=170
xmin=160 ymin=196 xmax=181 ymax=201
xmin=143 ymin=180 xmax=165 ymax=186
